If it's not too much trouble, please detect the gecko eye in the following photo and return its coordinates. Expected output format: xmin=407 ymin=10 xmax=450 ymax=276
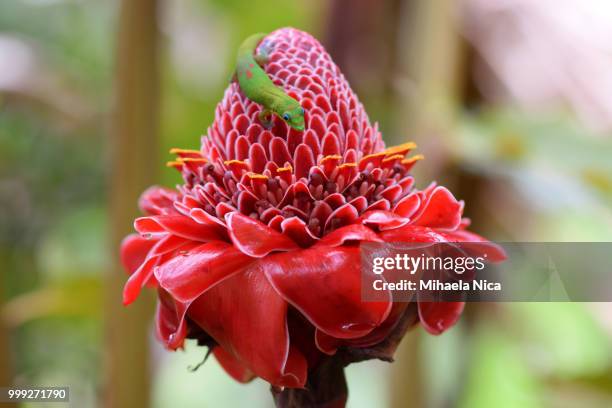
xmin=282 ymin=113 xmax=291 ymax=121
xmin=300 ymin=108 xmax=305 ymax=115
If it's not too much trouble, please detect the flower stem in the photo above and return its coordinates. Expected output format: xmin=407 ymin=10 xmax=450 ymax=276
xmin=272 ymin=357 xmax=348 ymax=408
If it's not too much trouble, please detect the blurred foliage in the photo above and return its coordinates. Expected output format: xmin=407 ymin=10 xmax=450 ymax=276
xmin=460 ymin=323 xmax=543 ymax=408
xmin=0 ymin=2 xmax=112 ymax=407
xmin=455 ymin=109 xmax=612 ymax=241
xmin=456 ymin=110 xmax=612 ymax=206
xmin=0 ymin=0 xmax=114 ymax=91
xmin=456 ymin=303 xmax=612 ymax=408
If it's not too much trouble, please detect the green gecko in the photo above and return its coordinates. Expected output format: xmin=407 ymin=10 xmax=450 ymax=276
xmin=234 ymin=33 xmax=305 ymax=131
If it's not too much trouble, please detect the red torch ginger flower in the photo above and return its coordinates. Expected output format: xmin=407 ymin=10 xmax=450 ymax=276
xmin=121 ymin=28 xmax=504 ymax=399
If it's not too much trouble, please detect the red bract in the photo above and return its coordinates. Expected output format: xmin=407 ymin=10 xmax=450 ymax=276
xmin=121 ymin=28 xmax=504 ymax=391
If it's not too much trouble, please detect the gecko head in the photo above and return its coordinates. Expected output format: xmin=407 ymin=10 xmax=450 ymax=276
xmin=281 ymin=106 xmax=305 ymax=132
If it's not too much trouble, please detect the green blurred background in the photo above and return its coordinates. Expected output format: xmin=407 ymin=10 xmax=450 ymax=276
xmin=1 ymin=0 xmax=612 ymax=407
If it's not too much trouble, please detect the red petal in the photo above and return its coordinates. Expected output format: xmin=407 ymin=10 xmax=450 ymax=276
xmin=459 ymin=218 xmax=471 ymax=229
xmin=263 ymin=246 xmax=392 ymax=339
xmin=123 ymin=238 xmax=198 ymax=305
xmin=188 ymin=266 xmax=307 ymax=387
xmin=344 ymin=302 xmax=414 ymax=348
xmin=440 ymin=230 xmax=507 ymax=262
xmin=120 ymin=234 xmax=156 ymax=274
xmin=235 ymin=135 xmax=250 ymax=160
xmin=348 ymin=196 xmax=368 ymax=213
xmin=190 ymin=207 xmax=226 ymax=228
xmin=249 ymin=143 xmax=268 ymax=174
xmin=380 ymin=184 xmax=402 ymax=202
xmin=322 ymin=132 xmax=341 ymax=156
xmin=270 ymin=137 xmax=292 ymax=166
xmin=323 ymin=203 xmax=359 ymax=232
xmin=283 ymin=346 xmax=309 ymax=388
xmin=418 ymin=302 xmax=464 ymax=335
xmin=138 ymin=186 xmax=178 ymax=215
xmin=135 ymin=215 xmax=224 ymax=242
xmin=123 ymin=255 xmax=160 ymax=305
xmin=412 ymin=186 xmax=463 ymax=230
xmin=294 ymin=143 xmax=315 ymax=180
xmin=365 ymin=198 xmax=391 ymax=212
xmin=214 ymin=347 xmax=256 ymax=383
xmin=281 ymin=217 xmax=318 ymax=247
xmin=314 ymin=303 xmax=418 ymax=354
xmin=361 ymin=210 xmax=410 ymax=231
xmin=314 ymin=329 xmax=340 ymax=355
xmin=155 ymin=289 xmax=188 ymax=350
xmin=303 ymin=129 xmax=321 ymax=157
xmin=150 ymin=234 xmax=189 ymax=256
xmin=323 ymin=192 xmax=345 ymax=209
xmin=155 ymin=241 xmax=254 ymax=303
xmin=226 ymin=212 xmax=299 ymax=257
xmin=393 ymin=193 xmax=421 ymax=218
xmin=379 ymin=225 xmax=446 ymax=243
xmin=316 ymin=224 xmax=381 ymax=248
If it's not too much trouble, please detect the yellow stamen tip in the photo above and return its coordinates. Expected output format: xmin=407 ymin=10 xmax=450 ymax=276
xmin=247 ymin=172 xmax=268 ymax=180
xmin=224 ymin=160 xmax=247 ymax=166
xmin=382 ymin=154 xmax=405 ymax=163
xmin=166 ymin=160 xmax=183 ymax=168
xmin=401 ymin=154 xmax=425 ymax=164
xmin=180 ymin=158 xmax=208 ymax=163
xmin=277 ymin=164 xmax=293 ymax=173
xmin=360 ymin=152 xmax=386 ymax=162
xmin=320 ymin=155 xmax=342 ymax=164
xmin=384 ymin=142 xmax=417 ymax=156
xmin=169 ymin=148 xmax=201 ymax=155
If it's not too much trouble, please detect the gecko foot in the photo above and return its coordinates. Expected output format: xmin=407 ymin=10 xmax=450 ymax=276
xmin=254 ymin=53 xmax=269 ymax=67
xmin=258 ymin=109 xmax=274 ymax=129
